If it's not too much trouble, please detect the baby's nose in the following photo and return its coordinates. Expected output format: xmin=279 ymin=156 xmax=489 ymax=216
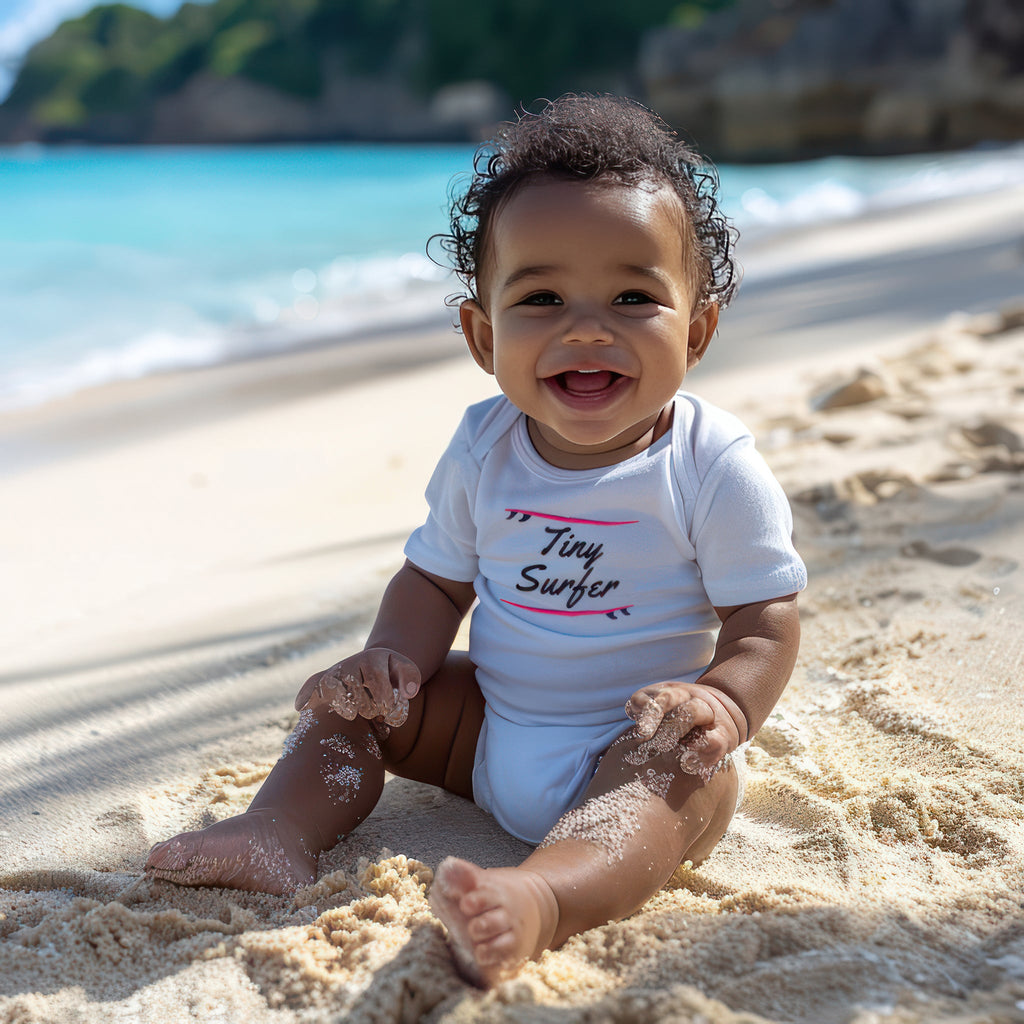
xmin=562 ymin=311 xmax=612 ymax=345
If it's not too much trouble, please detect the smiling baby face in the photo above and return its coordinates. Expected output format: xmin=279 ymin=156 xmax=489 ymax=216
xmin=460 ymin=176 xmax=719 ymax=468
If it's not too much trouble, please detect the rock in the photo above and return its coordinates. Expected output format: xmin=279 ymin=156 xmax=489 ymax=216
xmin=901 ymin=540 xmax=982 ymax=566
xmin=864 ymin=92 xmax=939 ymax=149
xmin=639 ymin=0 xmax=1024 ymax=160
xmin=792 ymin=482 xmax=839 ymax=505
xmin=963 ymin=302 xmax=1024 ymax=338
xmin=961 ymin=311 xmax=1009 ymax=338
xmin=1000 ymin=302 xmax=1024 ymax=333
xmin=430 ymin=81 xmax=508 ymax=138
xmin=148 ymin=73 xmax=314 ymax=143
xmin=811 ymin=369 xmax=892 ymax=411
xmin=961 ymin=419 xmax=1023 ymax=453
xmin=822 ymin=430 xmax=856 ymax=445
xmin=926 ymin=462 xmax=977 ymax=483
xmin=842 ymin=470 xmax=917 ymax=505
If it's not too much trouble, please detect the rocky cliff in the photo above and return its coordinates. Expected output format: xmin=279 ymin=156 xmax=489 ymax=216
xmin=0 ymin=0 xmax=677 ymax=145
xmin=640 ymin=0 xmax=1024 ymax=160
xmin=0 ymin=0 xmax=1020 ymax=157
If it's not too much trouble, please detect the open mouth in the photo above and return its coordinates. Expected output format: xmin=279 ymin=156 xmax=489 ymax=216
xmin=553 ymin=369 xmax=623 ymax=396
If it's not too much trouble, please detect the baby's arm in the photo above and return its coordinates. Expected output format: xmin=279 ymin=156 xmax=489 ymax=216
xmin=294 ymin=559 xmax=476 ymax=722
xmin=626 ymin=593 xmax=800 ymax=779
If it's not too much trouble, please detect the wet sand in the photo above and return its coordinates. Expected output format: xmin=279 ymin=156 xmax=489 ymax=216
xmin=2 ymin=187 xmax=1023 ymax=1023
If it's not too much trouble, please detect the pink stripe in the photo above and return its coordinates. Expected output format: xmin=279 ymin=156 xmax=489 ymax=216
xmin=504 ymin=508 xmax=638 ymax=526
xmin=502 ymin=599 xmax=634 ymax=617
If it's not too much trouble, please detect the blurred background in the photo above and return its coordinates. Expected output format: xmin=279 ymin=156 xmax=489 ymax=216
xmin=1 ymin=0 xmax=1022 ymax=411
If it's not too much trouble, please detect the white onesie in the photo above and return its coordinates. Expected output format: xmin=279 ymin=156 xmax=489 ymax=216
xmin=404 ymin=392 xmax=807 ymax=843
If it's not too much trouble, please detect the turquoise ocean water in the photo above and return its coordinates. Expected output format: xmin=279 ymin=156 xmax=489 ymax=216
xmin=2 ymin=141 xmax=1023 ymax=410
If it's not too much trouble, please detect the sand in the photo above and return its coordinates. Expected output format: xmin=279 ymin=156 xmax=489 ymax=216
xmin=2 ymin=187 xmax=1023 ymax=1024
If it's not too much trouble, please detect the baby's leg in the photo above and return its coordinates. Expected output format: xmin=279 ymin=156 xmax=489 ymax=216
xmin=146 ymin=653 xmax=484 ymax=894
xmin=429 ymin=729 xmax=738 ymax=986
xmin=380 ymin=651 xmax=484 ymax=799
xmin=145 ymin=707 xmax=386 ymax=893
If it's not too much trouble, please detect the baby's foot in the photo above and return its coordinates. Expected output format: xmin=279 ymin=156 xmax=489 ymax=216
xmin=145 ymin=809 xmax=316 ymax=895
xmin=429 ymin=857 xmax=559 ymax=987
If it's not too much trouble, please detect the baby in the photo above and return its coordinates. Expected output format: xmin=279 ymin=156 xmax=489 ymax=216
xmin=146 ymin=94 xmax=806 ymax=986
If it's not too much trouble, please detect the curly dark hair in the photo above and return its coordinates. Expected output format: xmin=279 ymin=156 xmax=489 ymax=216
xmin=435 ymin=94 xmax=739 ymax=310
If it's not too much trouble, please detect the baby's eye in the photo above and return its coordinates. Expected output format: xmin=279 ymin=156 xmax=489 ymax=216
xmin=518 ymin=291 xmax=562 ymax=306
xmin=614 ymin=291 xmax=656 ymax=306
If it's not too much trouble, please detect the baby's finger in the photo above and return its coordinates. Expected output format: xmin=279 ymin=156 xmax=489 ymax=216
xmin=321 ymin=652 xmax=419 ymax=724
xmin=644 ymin=694 xmax=716 ymax=744
xmin=678 ymin=748 xmax=729 ymax=784
xmin=626 ymin=684 xmax=690 ymax=735
xmin=370 ymin=654 xmax=419 ymax=727
xmin=677 ymin=695 xmax=717 ymax=731
xmin=391 ymin=656 xmax=422 ymax=702
xmin=381 ymin=690 xmax=410 ymax=727
xmin=309 ymin=665 xmax=377 ymax=720
xmin=295 ymin=671 xmax=327 ymax=711
xmin=625 ymin=694 xmax=665 ymax=739
xmin=622 ymin=704 xmax=694 ymax=766
xmin=298 ymin=664 xmax=369 ymax=716
xmin=328 ymin=675 xmax=362 ymax=720
xmin=678 ymin=724 xmax=733 ymax=782
xmin=351 ymin=653 xmax=399 ymax=712
xmin=655 ymin=703 xmax=696 ymax=747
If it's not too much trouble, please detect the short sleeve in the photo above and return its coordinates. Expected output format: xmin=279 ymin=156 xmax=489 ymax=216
xmin=403 ymin=419 xmax=481 ymax=583
xmin=690 ymin=436 xmax=807 ymax=608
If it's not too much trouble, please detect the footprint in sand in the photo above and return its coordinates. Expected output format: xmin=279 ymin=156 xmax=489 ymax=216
xmin=900 ymin=540 xmax=982 ymax=567
xmin=96 ymin=804 xmax=145 ymax=830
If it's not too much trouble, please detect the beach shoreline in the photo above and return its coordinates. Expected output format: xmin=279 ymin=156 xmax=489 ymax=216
xmin=4 ymin=182 xmax=1023 ymax=475
xmin=2 ymin=186 xmax=1023 ymax=1024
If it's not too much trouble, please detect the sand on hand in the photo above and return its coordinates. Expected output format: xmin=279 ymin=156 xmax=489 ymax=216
xmin=2 ymin=190 xmax=1024 ymax=1023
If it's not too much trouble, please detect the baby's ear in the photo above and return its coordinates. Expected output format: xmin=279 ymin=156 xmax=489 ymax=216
xmin=686 ymin=302 xmax=719 ymax=369
xmin=460 ymin=300 xmax=495 ymax=374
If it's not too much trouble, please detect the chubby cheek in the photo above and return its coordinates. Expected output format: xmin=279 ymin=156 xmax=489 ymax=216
xmin=652 ymin=347 xmax=691 ymax=392
xmin=491 ymin=347 xmax=539 ymax=393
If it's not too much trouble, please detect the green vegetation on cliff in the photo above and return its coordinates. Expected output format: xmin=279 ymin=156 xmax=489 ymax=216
xmin=2 ymin=0 xmax=732 ymax=134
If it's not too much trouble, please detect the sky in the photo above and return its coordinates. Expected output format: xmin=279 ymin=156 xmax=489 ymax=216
xmin=0 ymin=0 xmax=204 ymax=100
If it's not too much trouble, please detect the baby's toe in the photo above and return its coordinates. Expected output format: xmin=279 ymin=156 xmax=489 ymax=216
xmin=460 ymin=887 xmax=499 ymax=917
xmin=466 ymin=906 xmax=509 ymax=943
xmin=475 ymin=931 xmax=525 ymax=970
xmin=146 ymin=836 xmax=189 ymax=870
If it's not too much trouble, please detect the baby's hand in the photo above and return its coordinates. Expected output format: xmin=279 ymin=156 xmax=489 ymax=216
xmin=295 ymin=648 xmax=420 ymax=727
xmin=624 ymin=682 xmax=742 ymax=783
